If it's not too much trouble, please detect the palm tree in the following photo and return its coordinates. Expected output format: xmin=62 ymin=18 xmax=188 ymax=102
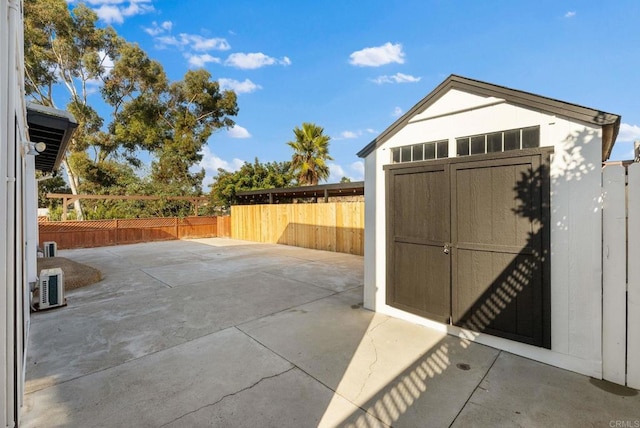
xmin=287 ymin=122 xmax=333 ymax=186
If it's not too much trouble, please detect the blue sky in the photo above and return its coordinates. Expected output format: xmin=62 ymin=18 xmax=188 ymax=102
xmin=70 ymin=0 xmax=640 ymax=186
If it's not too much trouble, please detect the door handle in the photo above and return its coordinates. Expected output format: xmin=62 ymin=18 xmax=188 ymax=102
xmin=444 ymin=243 xmax=450 ymax=254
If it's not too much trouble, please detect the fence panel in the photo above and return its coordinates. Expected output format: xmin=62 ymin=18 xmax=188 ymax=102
xmin=217 ymin=216 xmax=232 ymax=238
xmin=230 ymin=202 xmax=364 ymax=255
xmin=116 ymin=218 xmax=178 ymax=244
xmin=602 ymin=165 xmax=627 ymax=385
xmin=39 ymin=216 xmax=221 ymax=249
xmin=177 ymin=216 xmax=217 ymax=239
xmin=628 ymin=164 xmax=640 ymax=389
xmin=39 ymin=220 xmax=117 ymax=248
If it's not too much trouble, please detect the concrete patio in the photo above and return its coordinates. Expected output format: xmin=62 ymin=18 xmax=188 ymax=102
xmin=22 ymin=238 xmax=640 ymax=427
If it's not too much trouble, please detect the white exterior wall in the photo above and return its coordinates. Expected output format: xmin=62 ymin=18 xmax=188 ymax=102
xmin=2 ymin=0 xmax=32 ymax=426
xmin=363 ymin=90 xmax=605 ymax=377
xmin=0 ymin=1 xmax=9 ymax=424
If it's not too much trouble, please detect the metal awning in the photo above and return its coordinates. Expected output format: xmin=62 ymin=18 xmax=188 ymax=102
xmin=26 ymin=102 xmax=78 ymax=172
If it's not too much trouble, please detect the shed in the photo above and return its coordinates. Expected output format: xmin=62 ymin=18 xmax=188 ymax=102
xmin=358 ymin=74 xmax=620 ymax=377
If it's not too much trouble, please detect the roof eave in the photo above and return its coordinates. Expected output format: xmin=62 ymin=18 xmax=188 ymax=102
xmin=26 ymin=103 xmax=78 ymax=172
xmin=358 ymin=74 xmax=621 ymax=162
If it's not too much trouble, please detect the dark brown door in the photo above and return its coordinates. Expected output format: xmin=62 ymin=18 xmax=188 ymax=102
xmin=385 ymin=149 xmax=551 ymax=348
xmin=386 ymin=163 xmax=451 ymax=323
xmin=451 ymin=154 xmax=549 ymax=347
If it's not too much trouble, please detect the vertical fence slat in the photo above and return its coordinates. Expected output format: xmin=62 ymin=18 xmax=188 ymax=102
xmin=602 ymin=165 xmax=627 ymax=385
xmin=628 ymin=164 xmax=640 ymax=389
xmin=229 ymin=202 xmax=364 ymax=255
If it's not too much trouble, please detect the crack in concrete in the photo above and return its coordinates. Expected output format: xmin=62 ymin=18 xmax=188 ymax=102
xmin=354 ymin=317 xmax=390 ymax=401
xmin=158 ymin=366 xmax=296 ymax=427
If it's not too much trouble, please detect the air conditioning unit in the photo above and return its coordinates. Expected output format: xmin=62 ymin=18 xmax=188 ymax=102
xmin=37 ymin=268 xmax=65 ymax=310
xmin=43 ymin=241 xmax=57 ymax=257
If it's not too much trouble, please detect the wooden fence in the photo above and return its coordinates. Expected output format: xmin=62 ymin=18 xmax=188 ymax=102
xmin=39 ymin=216 xmax=231 ymax=249
xmin=602 ymin=163 xmax=640 ymax=389
xmin=231 ymin=202 xmax=364 ymax=255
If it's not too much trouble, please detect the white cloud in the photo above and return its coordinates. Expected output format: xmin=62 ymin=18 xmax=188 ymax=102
xmin=392 ymin=106 xmax=403 ymax=117
xmin=618 ymin=123 xmax=640 ymax=142
xmin=186 ymin=53 xmax=220 ymax=68
xmin=180 ymin=34 xmax=230 ymax=51
xmin=155 ymin=34 xmax=230 ymax=51
xmin=227 ymin=125 xmax=251 ymax=139
xmin=349 ymin=42 xmax=405 ymax=67
xmin=198 ymin=146 xmax=245 ymax=187
xmin=340 ymin=131 xmax=359 ymax=139
xmin=94 ymin=5 xmax=123 ymax=23
xmin=328 ymin=163 xmax=347 ymax=183
xmin=89 ymin=0 xmax=154 ymax=24
xmin=144 ymin=20 xmax=173 ymax=36
xmin=565 ymin=11 xmax=576 ymax=18
xmin=334 ymin=129 xmax=377 ymax=140
xmin=225 ymin=52 xmax=291 ymax=69
xmin=371 ymin=72 xmax=421 ymax=84
xmin=218 ymin=78 xmax=262 ymax=94
xmin=350 ymin=161 xmax=364 ymax=180
xmin=328 ymin=161 xmax=365 ymax=183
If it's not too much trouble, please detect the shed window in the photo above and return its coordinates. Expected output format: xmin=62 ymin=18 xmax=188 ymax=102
xmin=470 ymin=136 xmax=485 ymax=155
xmin=437 ymin=140 xmax=448 ymax=158
xmin=412 ymin=144 xmax=425 ymax=161
xmin=401 ymin=146 xmax=412 ymax=162
xmin=456 ymin=138 xmax=469 ymax=156
xmin=391 ymin=139 xmax=449 ymax=164
xmin=456 ymin=126 xmax=540 ymax=157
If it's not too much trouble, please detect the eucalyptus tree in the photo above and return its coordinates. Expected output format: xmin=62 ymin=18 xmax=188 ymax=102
xmin=24 ymin=0 xmax=239 ymax=219
xmin=151 ymin=69 xmax=238 ymax=198
xmin=25 ymin=0 xmax=123 ymax=219
xmin=287 ymin=122 xmax=333 ymax=186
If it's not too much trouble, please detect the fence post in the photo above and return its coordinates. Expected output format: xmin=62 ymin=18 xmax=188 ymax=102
xmin=602 ymin=165 xmax=626 ymax=385
xmin=628 ymin=164 xmax=640 ymax=389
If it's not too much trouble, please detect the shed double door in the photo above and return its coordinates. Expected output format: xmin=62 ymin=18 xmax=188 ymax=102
xmin=385 ymin=150 xmax=550 ymax=348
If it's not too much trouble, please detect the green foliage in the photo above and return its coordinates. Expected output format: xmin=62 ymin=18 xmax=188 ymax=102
xmin=209 ymin=158 xmax=295 ymax=208
xmin=152 ymin=69 xmax=238 ymax=196
xmin=287 ymin=122 xmax=333 ymax=186
xmin=24 ymin=1 xmax=239 ymax=220
xmin=340 ymin=176 xmax=351 ymax=183
xmin=36 ymin=172 xmax=70 ymax=208
xmin=47 ymin=206 xmax=77 ymax=222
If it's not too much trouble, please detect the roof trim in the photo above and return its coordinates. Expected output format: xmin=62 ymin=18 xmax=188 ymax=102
xmin=236 ymin=181 xmax=364 ymax=203
xmin=26 ymin=102 xmax=78 ymax=172
xmin=357 ymin=74 xmax=621 ymax=161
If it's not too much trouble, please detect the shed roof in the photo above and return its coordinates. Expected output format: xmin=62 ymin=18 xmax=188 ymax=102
xmin=357 ymin=75 xmax=621 ymax=161
xmin=27 ymin=102 xmax=78 ymax=172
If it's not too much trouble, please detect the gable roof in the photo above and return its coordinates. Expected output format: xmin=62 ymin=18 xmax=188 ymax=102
xmin=357 ymin=74 xmax=621 ymax=161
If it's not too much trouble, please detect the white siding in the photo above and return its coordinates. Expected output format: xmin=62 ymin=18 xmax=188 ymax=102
xmin=0 ymin=0 xmax=9 ymax=423
xmin=602 ymin=165 xmax=626 ymax=384
xmin=628 ymin=164 xmax=640 ymax=389
xmin=2 ymin=1 xmax=31 ymax=425
xmin=363 ymin=152 xmax=377 ymax=310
